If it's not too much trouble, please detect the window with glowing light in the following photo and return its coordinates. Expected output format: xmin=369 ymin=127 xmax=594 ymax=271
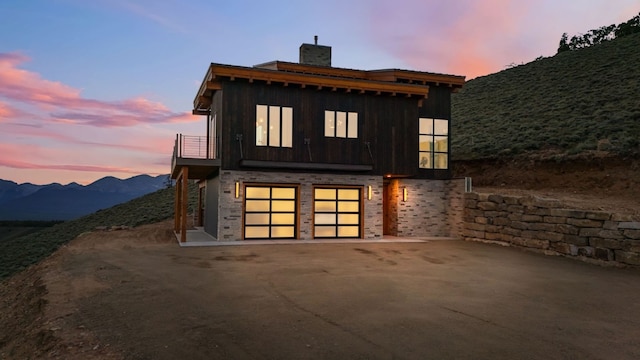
xmin=419 ymin=118 xmax=448 ymax=169
xmin=324 ymin=111 xmax=358 ymax=138
xmin=244 ymin=185 xmax=297 ymax=239
xmin=256 ymin=105 xmax=293 ymax=147
xmin=313 ymin=187 xmax=361 ymax=238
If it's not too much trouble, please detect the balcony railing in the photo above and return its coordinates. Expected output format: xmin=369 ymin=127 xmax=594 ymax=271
xmin=175 ymin=134 xmax=208 ymax=159
xmin=171 ymin=133 xmax=219 ymax=173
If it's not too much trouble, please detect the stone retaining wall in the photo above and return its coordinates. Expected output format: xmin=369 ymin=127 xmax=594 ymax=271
xmin=464 ymin=193 xmax=640 ymax=266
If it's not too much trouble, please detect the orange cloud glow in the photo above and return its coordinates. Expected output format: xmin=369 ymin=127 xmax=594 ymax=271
xmin=0 ymin=52 xmax=199 ymax=127
xmin=364 ymin=0 xmax=535 ymax=78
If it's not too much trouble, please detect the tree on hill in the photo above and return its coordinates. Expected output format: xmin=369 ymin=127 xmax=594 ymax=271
xmin=558 ymin=12 xmax=640 ymax=53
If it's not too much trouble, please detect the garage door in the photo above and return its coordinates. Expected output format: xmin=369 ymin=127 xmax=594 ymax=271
xmin=244 ymin=185 xmax=297 ymax=239
xmin=314 ymin=187 xmax=361 ymax=238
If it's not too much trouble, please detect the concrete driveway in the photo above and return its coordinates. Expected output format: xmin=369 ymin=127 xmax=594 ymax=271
xmin=42 ymin=225 xmax=640 ymax=359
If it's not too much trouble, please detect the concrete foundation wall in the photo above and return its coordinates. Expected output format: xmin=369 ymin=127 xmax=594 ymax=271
xmin=203 ymin=177 xmax=220 ymax=235
xmin=463 ymin=192 xmax=640 ymax=266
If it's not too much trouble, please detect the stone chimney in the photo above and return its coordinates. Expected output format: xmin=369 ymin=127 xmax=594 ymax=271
xmin=299 ymin=35 xmax=331 ymax=67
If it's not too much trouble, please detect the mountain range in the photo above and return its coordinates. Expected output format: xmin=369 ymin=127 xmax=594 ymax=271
xmin=0 ymin=174 xmax=170 ymax=221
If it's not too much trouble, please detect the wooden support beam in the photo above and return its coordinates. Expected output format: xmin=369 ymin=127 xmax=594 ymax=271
xmin=180 ymin=167 xmax=188 ymax=243
xmin=174 ymin=174 xmax=180 ymax=233
xmin=206 ymin=81 xmax=222 ymax=90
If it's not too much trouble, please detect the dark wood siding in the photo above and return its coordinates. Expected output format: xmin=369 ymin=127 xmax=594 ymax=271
xmin=212 ymin=91 xmax=223 ymax=159
xmin=217 ymin=79 xmax=453 ymax=179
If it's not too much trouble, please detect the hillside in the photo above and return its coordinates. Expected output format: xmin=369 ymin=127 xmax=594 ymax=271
xmin=0 ymin=184 xmax=196 ymax=280
xmin=452 ymin=32 xmax=640 ymax=160
xmin=451 ymin=32 xmax=640 ymax=201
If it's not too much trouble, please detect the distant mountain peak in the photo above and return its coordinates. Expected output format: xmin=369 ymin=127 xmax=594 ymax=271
xmin=0 ymin=174 xmax=170 ymax=220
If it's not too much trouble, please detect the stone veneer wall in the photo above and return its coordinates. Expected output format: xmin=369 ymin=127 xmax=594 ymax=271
xmin=464 ymin=192 xmax=640 ymax=266
xmin=216 ymin=170 xmax=383 ymax=240
xmin=394 ymin=178 xmax=465 ymax=238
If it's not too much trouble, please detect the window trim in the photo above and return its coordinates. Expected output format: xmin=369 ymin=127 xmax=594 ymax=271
xmin=324 ymin=110 xmax=358 ymax=139
xmin=256 ymin=105 xmax=293 ymax=148
xmin=419 ymin=117 xmax=449 ymax=169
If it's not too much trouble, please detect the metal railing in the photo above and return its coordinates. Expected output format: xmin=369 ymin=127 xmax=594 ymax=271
xmin=174 ymin=134 xmax=210 ymax=159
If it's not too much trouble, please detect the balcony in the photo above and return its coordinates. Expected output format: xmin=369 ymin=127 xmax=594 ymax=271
xmin=171 ymin=134 xmax=220 ymax=179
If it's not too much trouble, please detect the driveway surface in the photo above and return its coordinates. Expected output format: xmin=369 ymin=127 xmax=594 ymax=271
xmin=22 ymin=221 xmax=640 ymax=359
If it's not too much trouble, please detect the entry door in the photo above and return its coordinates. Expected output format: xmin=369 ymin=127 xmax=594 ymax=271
xmin=244 ymin=186 xmax=297 ymax=239
xmin=314 ymin=187 xmax=361 ymax=238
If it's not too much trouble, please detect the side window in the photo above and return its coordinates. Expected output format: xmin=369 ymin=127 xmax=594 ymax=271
xmin=419 ymin=118 xmax=448 ymax=169
xmin=324 ymin=110 xmax=358 ymax=139
xmin=256 ymin=105 xmax=293 ymax=148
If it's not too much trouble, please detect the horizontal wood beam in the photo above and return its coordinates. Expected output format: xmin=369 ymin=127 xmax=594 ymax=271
xmin=206 ymin=81 xmax=222 ymax=90
xmin=240 ymin=159 xmax=373 ymax=172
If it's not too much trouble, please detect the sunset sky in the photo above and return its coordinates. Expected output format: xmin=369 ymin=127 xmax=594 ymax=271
xmin=1 ymin=0 xmax=638 ymax=185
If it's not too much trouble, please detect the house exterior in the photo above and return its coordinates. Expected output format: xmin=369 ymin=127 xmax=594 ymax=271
xmin=171 ymin=41 xmax=466 ymax=242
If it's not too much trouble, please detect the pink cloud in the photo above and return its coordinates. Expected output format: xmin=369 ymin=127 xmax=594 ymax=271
xmin=0 ymin=100 xmax=31 ymax=121
xmin=0 ymin=52 xmax=199 ymax=127
xmin=4 ymin=119 xmax=175 ymax=156
xmin=0 ymin=157 xmax=140 ymax=174
xmin=0 ymin=142 xmax=143 ymax=175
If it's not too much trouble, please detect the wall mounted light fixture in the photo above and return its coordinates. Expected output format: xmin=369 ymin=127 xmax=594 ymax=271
xmin=235 ymin=182 xmax=240 ymax=198
xmin=402 ymin=187 xmax=408 ymax=202
xmin=367 ymin=185 xmax=372 ymax=200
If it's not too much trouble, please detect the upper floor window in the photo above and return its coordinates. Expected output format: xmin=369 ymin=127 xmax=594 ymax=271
xmin=419 ymin=118 xmax=448 ymax=169
xmin=324 ymin=111 xmax=358 ymax=138
xmin=256 ymin=105 xmax=293 ymax=148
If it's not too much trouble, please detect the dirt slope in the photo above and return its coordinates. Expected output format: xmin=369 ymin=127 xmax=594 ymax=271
xmin=454 ymin=155 xmax=640 ymax=216
xmin=0 ymin=220 xmax=175 ymax=359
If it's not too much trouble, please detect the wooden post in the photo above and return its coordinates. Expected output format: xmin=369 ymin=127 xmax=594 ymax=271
xmin=174 ymin=172 xmax=180 ymax=233
xmin=180 ymin=167 xmax=189 ymax=243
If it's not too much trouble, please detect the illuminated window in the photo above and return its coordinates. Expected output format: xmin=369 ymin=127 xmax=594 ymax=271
xmin=244 ymin=185 xmax=297 ymax=239
xmin=419 ymin=118 xmax=448 ymax=169
xmin=324 ymin=111 xmax=358 ymax=138
xmin=256 ymin=105 xmax=293 ymax=147
xmin=314 ymin=187 xmax=361 ymax=238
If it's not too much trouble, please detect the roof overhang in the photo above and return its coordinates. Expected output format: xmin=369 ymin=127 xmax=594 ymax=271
xmin=193 ymin=61 xmax=466 ymax=114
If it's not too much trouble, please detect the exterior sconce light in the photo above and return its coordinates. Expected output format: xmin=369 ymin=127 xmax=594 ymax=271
xmin=367 ymin=185 xmax=372 ymax=200
xmin=235 ymin=182 xmax=240 ymax=198
xmin=402 ymin=187 xmax=408 ymax=202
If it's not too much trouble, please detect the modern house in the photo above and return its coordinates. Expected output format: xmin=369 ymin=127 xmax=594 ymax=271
xmin=171 ymin=40 xmax=466 ymax=242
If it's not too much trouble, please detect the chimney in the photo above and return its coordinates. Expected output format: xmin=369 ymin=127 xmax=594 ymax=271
xmin=299 ymin=35 xmax=331 ymax=67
